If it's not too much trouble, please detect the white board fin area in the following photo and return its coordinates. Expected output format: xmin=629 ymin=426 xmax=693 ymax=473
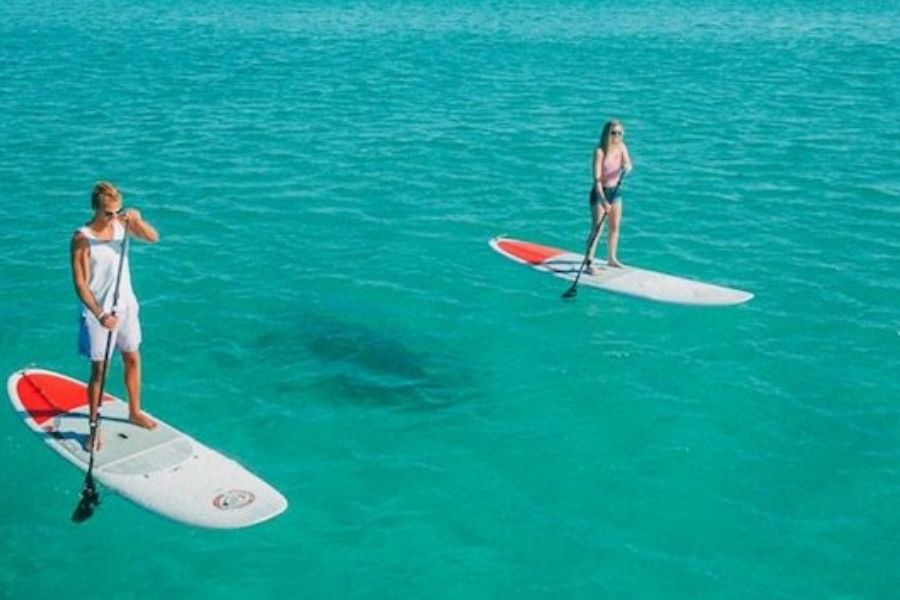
xmin=8 ymin=368 xmax=288 ymax=529
xmin=490 ymin=236 xmax=753 ymax=306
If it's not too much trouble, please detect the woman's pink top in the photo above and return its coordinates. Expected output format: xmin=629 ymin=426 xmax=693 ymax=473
xmin=596 ymin=146 xmax=629 ymax=187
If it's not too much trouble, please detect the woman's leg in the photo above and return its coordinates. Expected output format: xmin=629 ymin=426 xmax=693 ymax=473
xmin=607 ymin=201 xmax=623 ymax=267
xmin=586 ymin=201 xmax=606 ymax=272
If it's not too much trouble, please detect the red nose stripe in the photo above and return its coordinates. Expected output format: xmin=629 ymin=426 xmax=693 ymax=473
xmin=16 ymin=373 xmax=89 ymax=426
xmin=496 ymin=239 xmax=564 ymax=264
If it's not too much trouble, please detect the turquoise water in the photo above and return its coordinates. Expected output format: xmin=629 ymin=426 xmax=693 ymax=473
xmin=2 ymin=0 xmax=899 ymax=597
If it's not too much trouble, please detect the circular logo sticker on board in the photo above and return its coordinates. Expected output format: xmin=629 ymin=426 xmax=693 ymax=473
xmin=213 ymin=489 xmax=256 ymax=510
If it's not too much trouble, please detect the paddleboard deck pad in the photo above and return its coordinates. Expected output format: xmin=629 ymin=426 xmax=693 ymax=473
xmin=490 ymin=236 xmax=753 ymax=306
xmin=7 ymin=368 xmax=288 ymax=529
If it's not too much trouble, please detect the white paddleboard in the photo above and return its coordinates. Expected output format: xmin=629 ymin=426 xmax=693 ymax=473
xmin=7 ymin=368 xmax=288 ymax=529
xmin=490 ymin=236 xmax=753 ymax=306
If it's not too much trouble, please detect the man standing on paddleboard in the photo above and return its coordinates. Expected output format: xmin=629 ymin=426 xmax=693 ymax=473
xmin=586 ymin=120 xmax=633 ymax=272
xmin=71 ymin=181 xmax=159 ymax=451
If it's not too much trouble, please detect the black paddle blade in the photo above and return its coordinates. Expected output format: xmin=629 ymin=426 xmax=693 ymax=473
xmin=561 ymin=286 xmax=578 ymax=299
xmin=72 ymin=479 xmax=100 ymax=523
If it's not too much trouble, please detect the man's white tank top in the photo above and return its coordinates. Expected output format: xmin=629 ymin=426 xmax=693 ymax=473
xmin=78 ymin=221 xmax=137 ymax=316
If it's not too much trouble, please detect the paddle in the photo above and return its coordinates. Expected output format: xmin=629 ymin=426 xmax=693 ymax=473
xmin=72 ymin=218 xmax=130 ymax=523
xmin=561 ymin=171 xmax=627 ymax=299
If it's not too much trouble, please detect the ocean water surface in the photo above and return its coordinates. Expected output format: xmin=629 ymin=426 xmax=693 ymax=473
xmin=1 ymin=1 xmax=899 ymax=598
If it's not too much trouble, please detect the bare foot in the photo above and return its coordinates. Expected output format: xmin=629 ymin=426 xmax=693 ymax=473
xmin=585 ymin=261 xmax=598 ymax=276
xmin=83 ymin=429 xmax=102 ymax=452
xmin=129 ymin=412 xmax=158 ymax=430
xmin=608 ymin=259 xmax=625 ymax=268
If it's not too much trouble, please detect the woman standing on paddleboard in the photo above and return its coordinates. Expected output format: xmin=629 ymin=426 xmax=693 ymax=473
xmin=71 ymin=181 xmax=159 ymax=451
xmin=586 ymin=120 xmax=632 ymax=272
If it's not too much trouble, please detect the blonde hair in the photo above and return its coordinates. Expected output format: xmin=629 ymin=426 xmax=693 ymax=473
xmin=598 ymin=120 xmax=624 ymax=155
xmin=90 ymin=181 xmax=121 ymax=210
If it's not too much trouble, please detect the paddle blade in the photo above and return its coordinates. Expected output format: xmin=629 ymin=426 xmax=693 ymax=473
xmin=72 ymin=479 xmax=100 ymax=523
xmin=561 ymin=286 xmax=578 ymax=299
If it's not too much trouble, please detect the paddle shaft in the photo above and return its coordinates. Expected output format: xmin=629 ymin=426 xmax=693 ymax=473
xmin=76 ymin=219 xmax=130 ymax=520
xmin=562 ymin=213 xmax=606 ymax=297
xmin=562 ymin=171 xmax=627 ymax=298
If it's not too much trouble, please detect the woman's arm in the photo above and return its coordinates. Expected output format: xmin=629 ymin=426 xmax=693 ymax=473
xmin=593 ymin=148 xmax=606 ymax=194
